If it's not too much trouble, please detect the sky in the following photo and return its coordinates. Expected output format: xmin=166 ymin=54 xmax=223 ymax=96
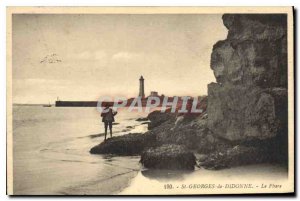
xmin=12 ymin=14 xmax=227 ymax=104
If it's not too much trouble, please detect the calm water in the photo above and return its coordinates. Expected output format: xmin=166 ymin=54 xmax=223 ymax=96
xmin=13 ymin=106 xmax=149 ymax=195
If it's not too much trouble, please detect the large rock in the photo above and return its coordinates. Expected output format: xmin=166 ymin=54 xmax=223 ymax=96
xmin=207 ymin=83 xmax=287 ymax=141
xmin=155 ymin=114 xmax=231 ymax=153
xmin=222 ymin=14 xmax=287 ymax=41
xmin=211 ymin=40 xmax=287 ymax=87
xmin=208 ymin=14 xmax=288 ymax=143
xmin=151 ymin=112 xmax=232 ymax=156
xmin=211 ymin=14 xmax=287 ymax=87
xmin=90 ymin=133 xmax=156 ymax=155
xmin=147 ymin=110 xmax=176 ymax=130
xmin=199 ymin=145 xmax=268 ymax=170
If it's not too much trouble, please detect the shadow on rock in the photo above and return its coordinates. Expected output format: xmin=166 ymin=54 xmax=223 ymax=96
xmin=140 ymin=144 xmax=196 ymax=170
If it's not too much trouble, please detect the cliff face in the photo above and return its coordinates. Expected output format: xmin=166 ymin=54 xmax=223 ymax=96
xmin=210 ymin=14 xmax=287 ymax=87
xmin=208 ymin=15 xmax=288 ymax=150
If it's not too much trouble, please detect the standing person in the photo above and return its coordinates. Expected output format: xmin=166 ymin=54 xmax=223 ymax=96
xmin=101 ymin=105 xmax=118 ymax=141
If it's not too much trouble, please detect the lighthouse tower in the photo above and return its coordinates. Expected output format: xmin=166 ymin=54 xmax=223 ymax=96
xmin=139 ymin=76 xmax=145 ymax=98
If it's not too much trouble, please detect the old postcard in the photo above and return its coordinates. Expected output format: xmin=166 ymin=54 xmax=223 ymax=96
xmin=6 ymin=7 xmax=294 ymax=195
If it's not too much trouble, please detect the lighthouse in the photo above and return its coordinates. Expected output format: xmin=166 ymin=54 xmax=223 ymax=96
xmin=139 ymin=76 xmax=145 ymax=98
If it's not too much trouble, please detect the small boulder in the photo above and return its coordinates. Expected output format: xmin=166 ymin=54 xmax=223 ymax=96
xmin=199 ymin=145 xmax=268 ymax=170
xmin=147 ymin=111 xmax=176 ymax=130
xmin=140 ymin=144 xmax=196 ymax=170
xmin=136 ymin=117 xmax=149 ymax=121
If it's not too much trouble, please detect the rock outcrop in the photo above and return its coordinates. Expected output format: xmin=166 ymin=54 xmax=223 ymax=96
xmin=209 ymin=14 xmax=287 ymax=141
xmin=208 ymin=84 xmax=287 ymax=141
xmin=147 ymin=110 xmax=176 ymax=130
xmin=198 ymin=145 xmax=268 ymax=170
xmin=207 ymin=14 xmax=288 ymax=165
xmin=153 ymin=112 xmax=231 ymax=153
xmin=90 ymin=133 xmax=156 ymax=155
xmin=211 ymin=14 xmax=287 ymax=87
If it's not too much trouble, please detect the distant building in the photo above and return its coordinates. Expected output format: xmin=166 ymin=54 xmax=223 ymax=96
xmin=150 ymin=91 xmax=159 ymax=97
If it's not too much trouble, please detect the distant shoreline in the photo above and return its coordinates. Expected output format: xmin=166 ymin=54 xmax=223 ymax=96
xmin=13 ymin=103 xmax=47 ymax=106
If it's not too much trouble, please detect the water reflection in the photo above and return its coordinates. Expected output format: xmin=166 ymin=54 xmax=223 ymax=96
xmin=141 ymin=169 xmax=194 ymax=181
xmin=103 ymin=154 xmax=116 ymax=162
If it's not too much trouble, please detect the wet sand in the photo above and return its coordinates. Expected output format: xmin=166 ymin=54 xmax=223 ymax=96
xmin=13 ymin=106 xmax=148 ymax=195
xmin=120 ymin=164 xmax=290 ymax=195
xmin=60 ymin=156 xmax=141 ymax=195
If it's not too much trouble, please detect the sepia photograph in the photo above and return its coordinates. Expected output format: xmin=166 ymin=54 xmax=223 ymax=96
xmin=6 ymin=7 xmax=294 ymax=195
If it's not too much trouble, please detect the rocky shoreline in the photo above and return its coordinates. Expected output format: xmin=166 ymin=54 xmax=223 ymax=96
xmin=90 ymin=104 xmax=287 ymax=171
xmin=90 ymin=14 xmax=288 ymax=171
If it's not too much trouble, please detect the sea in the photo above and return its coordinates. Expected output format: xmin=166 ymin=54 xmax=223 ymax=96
xmin=13 ymin=105 xmax=148 ymax=195
xmin=12 ymin=105 xmax=289 ymax=195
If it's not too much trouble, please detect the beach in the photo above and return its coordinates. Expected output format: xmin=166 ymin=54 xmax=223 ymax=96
xmin=121 ymin=164 xmax=288 ymax=195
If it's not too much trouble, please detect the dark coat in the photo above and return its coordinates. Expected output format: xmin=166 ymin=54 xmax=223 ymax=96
xmin=101 ymin=108 xmax=117 ymax=122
